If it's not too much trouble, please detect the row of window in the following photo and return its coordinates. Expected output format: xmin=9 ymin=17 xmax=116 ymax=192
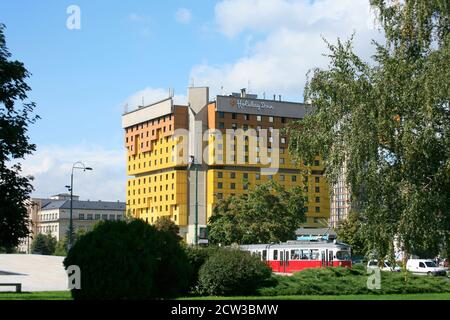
xmin=216 ymin=172 xmax=321 ymax=183
xmin=216 ymin=182 xmax=321 ymax=192
xmin=128 ymin=173 xmax=177 ymax=186
xmin=128 ymin=193 xmax=176 ymax=206
xmin=78 ymin=214 xmax=123 ymax=221
xmin=217 ymin=112 xmax=289 ymax=123
xmin=125 ymin=115 xmax=173 ymax=133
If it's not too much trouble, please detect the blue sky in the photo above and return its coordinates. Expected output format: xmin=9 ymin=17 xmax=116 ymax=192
xmin=0 ymin=0 xmax=382 ymax=201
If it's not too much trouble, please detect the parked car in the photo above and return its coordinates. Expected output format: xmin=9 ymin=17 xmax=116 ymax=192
xmin=367 ymin=260 xmax=401 ymax=272
xmin=406 ymin=259 xmax=447 ymax=276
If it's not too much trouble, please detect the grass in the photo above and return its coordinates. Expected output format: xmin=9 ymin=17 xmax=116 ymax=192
xmin=0 ymin=291 xmax=448 ymax=300
xmin=0 ymin=291 xmax=72 ymax=300
xmin=180 ymin=292 xmax=450 ymax=300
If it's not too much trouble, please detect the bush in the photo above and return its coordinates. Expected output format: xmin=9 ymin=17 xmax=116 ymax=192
xmin=184 ymin=245 xmax=219 ymax=292
xmin=198 ymin=248 xmax=272 ymax=296
xmin=31 ymin=233 xmax=56 ymax=255
xmin=63 ymin=219 xmax=191 ymax=300
xmin=259 ymin=265 xmax=450 ymax=296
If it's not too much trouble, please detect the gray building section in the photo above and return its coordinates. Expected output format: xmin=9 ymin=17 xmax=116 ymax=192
xmin=215 ymin=95 xmax=314 ymax=118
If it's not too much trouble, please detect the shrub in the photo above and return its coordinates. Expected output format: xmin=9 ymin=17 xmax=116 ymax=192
xmin=31 ymin=233 xmax=56 ymax=255
xmin=184 ymin=245 xmax=219 ymax=292
xmin=259 ymin=265 xmax=450 ymax=296
xmin=198 ymin=248 xmax=272 ymax=296
xmin=63 ymin=219 xmax=191 ymax=300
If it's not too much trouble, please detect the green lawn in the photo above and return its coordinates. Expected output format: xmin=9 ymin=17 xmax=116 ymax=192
xmin=0 ymin=291 xmax=449 ymax=300
xmin=0 ymin=291 xmax=72 ymax=300
xmin=180 ymin=292 xmax=450 ymax=300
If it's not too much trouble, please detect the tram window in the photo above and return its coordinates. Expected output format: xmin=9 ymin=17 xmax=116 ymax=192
xmin=300 ymin=250 xmax=309 ymax=260
xmin=280 ymin=251 xmax=284 ymax=261
xmin=336 ymin=251 xmax=351 ymax=260
xmin=310 ymin=249 xmax=320 ymax=260
xmin=262 ymin=250 xmax=267 ymax=261
xmin=273 ymin=250 xmax=278 ymax=260
xmin=291 ymin=249 xmax=300 ymax=260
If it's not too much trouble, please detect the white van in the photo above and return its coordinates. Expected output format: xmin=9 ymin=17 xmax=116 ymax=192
xmin=367 ymin=260 xmax=401 ymax=272
xmin=406 ymin=259 xmax=447 ymax=276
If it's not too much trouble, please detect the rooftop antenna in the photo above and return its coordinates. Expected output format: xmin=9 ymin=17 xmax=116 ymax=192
xmin=220 ymin=86 xmax=224 ymax=95
xmin=169 ymin=88 xmax=174 ymax=98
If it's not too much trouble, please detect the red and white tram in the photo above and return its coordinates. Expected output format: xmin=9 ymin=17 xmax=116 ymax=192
xmin=240 ymin=240 xmax=352 ymax=273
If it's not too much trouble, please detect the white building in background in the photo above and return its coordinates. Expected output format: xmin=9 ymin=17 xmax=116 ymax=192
xmin=329 ymin=165 xmax=352 ymax=229
xmin=19 ymin=194 xmax=125 ymax=253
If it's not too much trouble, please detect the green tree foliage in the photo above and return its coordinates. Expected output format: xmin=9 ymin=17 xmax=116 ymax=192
xmin=208 ymin=181 xmax=306 ymax=245
xmin=336 ymin=212 xmax=367 ymax=258
xmin=154 ymin=216 xmax=181 ymax=241
xmin=54 ymin=237 xmax=68 ymax=256
xmin=0 ymin=24 xmax=39 ymax=251
xmin=287 ymin=1 xmax=450 ymax=261
xmin=31 ymin=233 xmax=57 ymax=255
xmin=198 ymin=248 xmax=273 ymax=296
xmin=183 ymin=245 xmax=219 ymax=292
xmin=63 ymin=220 xmax=191 ymax=300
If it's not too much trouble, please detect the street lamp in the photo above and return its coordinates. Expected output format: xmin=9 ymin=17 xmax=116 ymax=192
xmin=188 ymin=156 xmax=198 ymax=246
xmin=65 ymin=161 xmax=93 ymax=250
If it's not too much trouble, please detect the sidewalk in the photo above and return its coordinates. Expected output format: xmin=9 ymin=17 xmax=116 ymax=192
xmin=0 ymin=254 xmax=68 ymax=292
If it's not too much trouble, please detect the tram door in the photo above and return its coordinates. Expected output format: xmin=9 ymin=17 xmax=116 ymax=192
xmin=321 ymin=250 xmax=334 ymax=267
xmin=279 ymin=250 xmax=290 ymax=273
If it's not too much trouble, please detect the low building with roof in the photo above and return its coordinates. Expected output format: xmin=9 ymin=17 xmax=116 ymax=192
xmin=19 ymin=194 xmax=126 ymax=252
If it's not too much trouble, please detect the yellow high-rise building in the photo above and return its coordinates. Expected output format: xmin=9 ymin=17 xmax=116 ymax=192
xmin=122 ymin=87 xmax=329 ymax=243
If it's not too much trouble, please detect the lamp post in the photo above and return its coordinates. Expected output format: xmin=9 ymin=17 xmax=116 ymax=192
xmin=188 ymin=156 xmax=198 ymax=246
xmin=65 ymin=161 xmax=92 ymax=250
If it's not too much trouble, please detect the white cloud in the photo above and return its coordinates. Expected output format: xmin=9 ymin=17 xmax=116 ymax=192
xmin=190 ymin=0 xmax=384 ymax=99
xmin=123 ymin=87 xmax=187 ymax=113
xmin=175 ymin=8 xmax=192 ymax=24
xmin=20 ymin=145 xmax=126 ymax=202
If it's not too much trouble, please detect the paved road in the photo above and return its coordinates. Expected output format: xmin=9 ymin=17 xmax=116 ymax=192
xmin=0 ymin=254 xmax=68 ymax=292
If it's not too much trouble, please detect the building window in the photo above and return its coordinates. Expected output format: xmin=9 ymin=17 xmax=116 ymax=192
xmin=95 ymin=214 xmax=100 ymax=220
xmin=314 ymin=159 xmax=320 ymax=166
xmin=244 ymin=114 xmax=250 ymax=121
xmin=232 ymin=113 xmax=237 ymax=119
xmin=219 ymin=122 xmax=225 ymax=129
xmin=230 ymin=183 xmax=236 ymax=189
xmin=218 ymin=171 xmax=223 ymax=178
xmin=217 ymin=193 xmax=223 ymax=200
xmin=314 ymin=217 xmax=319 ymax=223
xmin=102 ymin=214 xmax=108 ymax=220
xmin=256 ymin=173 xmax=261 ymax=180
xmin=279 ymin=175 xmax=285 ymax=181
xmin=315 ymin=207 xmax=320 ymax=213
xmin=315 ymin=186 xmax=320 ymax=193
xmin=269 ymin=116 xmax=273 ymax=122
xmin=109 ymin=215 xmax=115 ymax=220
xmin=79 ymin=214 xmax=85 ymax=220
xmin=243 ymin=173 xmax=249 ymax=179
xmin=315 ymin=197 xmax=320 ymax=203
xmin=257 ymin=115 xmax=262 ymax=122
xmin=281 ymin=117 xmax=286 ymax=123
xmin=281 ymin=137 xmax=286 ymax=144
xmin=315 ymin=176 xmax=320 ymax=183
xmin=218 ymin=182 xmax=223 ymax=189
xmin=291 ymin=175 xmax=297 ymax=182
xmin=218 ymin=111 xmax=225 ymax=118
xmin=230 ymin=172 xmax=236 ymax=179
xmin=87 ymin=214 xmax=93 ymax=220
xmin=280 ymin=158 xmax=285 ymax=164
